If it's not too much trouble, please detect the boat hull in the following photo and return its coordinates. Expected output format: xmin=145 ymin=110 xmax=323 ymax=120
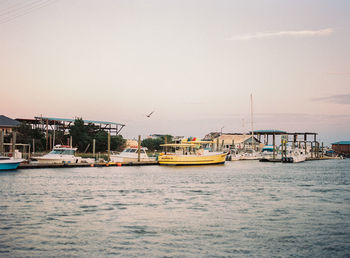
xmin=34 ymin=158 xmax=81 ymax=164
xmin=110 ymin=156 xmax=155 ymax=163
xmin=158 ymin=153 xmax=227 ymax=166
xmin=0 ymin=161 xmax=22 ymax=170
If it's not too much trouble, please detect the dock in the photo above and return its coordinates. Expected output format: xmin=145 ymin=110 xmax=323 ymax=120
xmin=19 ymin=161 xmax=158 ymax=169
xmin=259 ymin=156 xmax=342 ymax=163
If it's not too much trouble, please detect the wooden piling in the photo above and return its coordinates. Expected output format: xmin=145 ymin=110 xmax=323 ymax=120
xmin=137 ymin=135 xmax=141 ymax=162
xmin=304 ymin=133 xmax=307 ymax=157
xmin=46 ymin=119 xmax=49 ymax=151
xmin=93 ymin=139 xmax=96 ymax=159
xmin=0 ymin=130 xmax=3 ymax=155
xmin=53 ymin=121 xmax=56 ymax=147
xmin=12 ymin=132 xmax=16 ymax=158
xmin=314 ymin=134 xmax=317 ymax=158
xmin=273 ymin=133 xmax=276 ymax=159
xmin=70 ymin=136 xmax=73 ymax=148
xmin=107 ymin=132 xmax=111 ymax=161
xmin=32 ymin=138 xmax=35 ymax=154
xmin=49 ymin=134 xmax=52 ymax=150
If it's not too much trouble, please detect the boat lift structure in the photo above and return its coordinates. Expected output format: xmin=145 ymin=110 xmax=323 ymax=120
xmin=16 ymin=116 xmax=125 ymax=152
xmin=251 ymin=130 xmax=322 ymax=159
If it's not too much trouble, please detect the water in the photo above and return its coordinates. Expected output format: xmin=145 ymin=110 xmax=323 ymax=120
xmin=1 ymin=160 xmax=349 ymax=257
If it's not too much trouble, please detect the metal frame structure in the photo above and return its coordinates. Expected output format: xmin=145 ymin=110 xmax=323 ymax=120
xmin=16 ymin=117 xmax=125 ymax=136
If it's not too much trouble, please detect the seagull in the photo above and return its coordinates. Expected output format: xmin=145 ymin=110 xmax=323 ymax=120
xmin=146 ymin=111 xmax=155 ymax=118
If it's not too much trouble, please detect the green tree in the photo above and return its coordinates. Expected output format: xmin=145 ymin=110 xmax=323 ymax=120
xmin=69 ymin=118 xmax=91 ymax=152
xmin=15 ymin=123 xmax=46 ymax=151
xmin=111 ymin=135 xmax=126 ymax=152
xmin=69 ymin=118 xmax=126 ymax=152
xmin=141 ymin=135 xmax=173 ymax=151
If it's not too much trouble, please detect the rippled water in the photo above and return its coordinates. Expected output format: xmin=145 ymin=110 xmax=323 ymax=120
xmin=1 ymin=159 xmax=349 ymax=257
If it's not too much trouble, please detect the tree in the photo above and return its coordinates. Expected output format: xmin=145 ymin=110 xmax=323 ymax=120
xmin=15 ymin=123 xmax=46 ymax=151
xmin=69 ymin=118 xmax=126 ymax=152
xmin=69 ymin=118 xmax=90 ymax=152
xmin=141 ymin=135 xmax=173 ymax=151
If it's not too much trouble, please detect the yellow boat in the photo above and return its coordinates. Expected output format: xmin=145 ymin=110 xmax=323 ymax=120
xmin=158 ymin=141 xmax=227 ymax=166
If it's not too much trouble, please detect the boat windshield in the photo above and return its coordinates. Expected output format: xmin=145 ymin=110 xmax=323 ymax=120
xmin=49 ymin=149 xmax=75 ymax=155
xmin=124 ymin=149 xmax=137 ymax=153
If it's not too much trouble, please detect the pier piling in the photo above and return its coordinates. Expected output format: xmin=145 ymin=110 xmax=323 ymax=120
xmin=107 ymin=132 xmax=111 ymax=161
xmin=137 ymin=135 xmax=141 ymax=162
xmin=0 ymin=130 xmax=3 ymax=155
xmin=12 ymin=132 xmax=16 ymax=158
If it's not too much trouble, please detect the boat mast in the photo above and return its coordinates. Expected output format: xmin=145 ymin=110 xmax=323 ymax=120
xmin=250 ymin=93 xmax=255 ymax=150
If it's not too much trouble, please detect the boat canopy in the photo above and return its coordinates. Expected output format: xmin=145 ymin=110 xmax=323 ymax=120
xmin=161 ymin=141 xmax=213 ymax=147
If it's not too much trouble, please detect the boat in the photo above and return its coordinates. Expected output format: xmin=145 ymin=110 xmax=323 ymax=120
xmin=282 ymin=148 xmax=307 ymax=163
xmin=158 ymin=140 xmax=227 ymax=165
xmin=0 ymin=156 xmax=24 ymax=171
xmin=259 ymin=145 xmax=282 ymax=162
xmin=239 ymin=149 xmax=262 ymax=160
xmin=32 ymin=145 xmax=85 ymax=164
xmin=226 ymin=149 xmax=242 ymax=161
xmin=110 ymin=147 xmax=155 ymax=163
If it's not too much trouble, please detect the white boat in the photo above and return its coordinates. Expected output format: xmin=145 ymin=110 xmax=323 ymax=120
xmin=226 ymin=149 xmax=242 ymax=161
xmin=259 ymin=145 xmax=282 ymax=162
xmin=239 ymin=149 xmax=262 ymax=160
xmin=110 ymin=147 xmax=155 ymax=163
xmin=32 ymin=145 xmax=85 ymax=164
xmin=282 ymin=148 xmax=307 ymax=163
xmin=0 ymin=156 xmax=24 ymax=170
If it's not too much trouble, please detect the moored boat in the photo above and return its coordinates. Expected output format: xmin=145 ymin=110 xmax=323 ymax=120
xmin=0 ymin=156 xmax=24 ymax=171
xmin=158 ymin=140 xmax=226 ymax=165
xmin=32 ymin=145 xmax=84 ymax=164
xmin=110 ymin=147 xmax=155 ymax=163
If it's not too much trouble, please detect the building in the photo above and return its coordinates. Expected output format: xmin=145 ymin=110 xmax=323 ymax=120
xmin=213 ymin=134 xmax=261 ymax=151
xmin=0 ymin=115 xmax=20 ymax=135
xmin=331 ymin=141 xmax=350 ymax=156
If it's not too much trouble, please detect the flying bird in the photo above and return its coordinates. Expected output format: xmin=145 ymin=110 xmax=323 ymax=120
xmin=146 ymin=111 xmax=155 ymax=118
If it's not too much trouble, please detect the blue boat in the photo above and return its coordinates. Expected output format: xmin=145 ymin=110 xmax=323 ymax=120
xmin=0 ymin=156 xmax=24 ymax=171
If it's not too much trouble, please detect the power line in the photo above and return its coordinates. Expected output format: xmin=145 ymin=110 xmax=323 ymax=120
xmin=0 ymin=0 xmax=57 ymax=25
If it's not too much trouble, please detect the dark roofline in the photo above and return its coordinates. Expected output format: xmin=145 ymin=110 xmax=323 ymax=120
xmin=0 ymin=115 xmax=21 ymax=127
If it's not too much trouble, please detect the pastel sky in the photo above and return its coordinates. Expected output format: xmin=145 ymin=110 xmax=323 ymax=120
xmin=1 ymin=0 xmax=349 ymax=144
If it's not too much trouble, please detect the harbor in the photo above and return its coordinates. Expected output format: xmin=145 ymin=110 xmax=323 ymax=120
xmin=0 ymin=114 xmax=347 ymax=171
xmin=1 ymin=1 xmax=350 ymax=256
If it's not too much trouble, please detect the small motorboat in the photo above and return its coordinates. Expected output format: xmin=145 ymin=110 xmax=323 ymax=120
xmin=32 ymin=145 xmax=84 ymax=164
xmin=110 ymin=147 xmax=155 ymax=163
xmin=0 ymin=156 xmax=24 ymax=171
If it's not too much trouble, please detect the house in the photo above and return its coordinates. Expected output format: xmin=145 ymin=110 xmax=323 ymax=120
xmin=331 ymin=141 xmax=350 ymax=156
xmin=212 ymin=134 xmax=262 ymax=151
xmin=0 ymin=115 xmax=20 ymax=135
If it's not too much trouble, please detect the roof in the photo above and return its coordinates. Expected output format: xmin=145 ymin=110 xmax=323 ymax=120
xmin=215 ymin=134 xmax=257 ymax=145
xmin=0 ymin=115 xmax=20 ymax=127
xmin=331 ymin=141 xmax=350 ymax=145
xmin=35 ymin=116 xmax=125 ymax=126
xmin=251 ymin=130 xmax=287 ymax=134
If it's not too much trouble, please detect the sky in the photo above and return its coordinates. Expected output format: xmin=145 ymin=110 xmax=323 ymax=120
xmin=1 ymin=0 xmax=349 ymax=144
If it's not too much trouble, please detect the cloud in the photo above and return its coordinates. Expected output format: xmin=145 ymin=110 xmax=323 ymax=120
xmin=228 ymin=28 xmax=333 ymax=41
xmin=313 ymin=94 xmax=350 ymax=105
